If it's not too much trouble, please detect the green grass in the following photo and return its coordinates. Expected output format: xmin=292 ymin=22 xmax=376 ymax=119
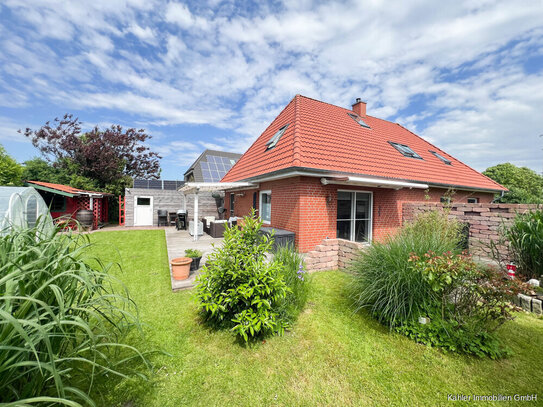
xmin=87 ymin=230 xmax=543 ymax=406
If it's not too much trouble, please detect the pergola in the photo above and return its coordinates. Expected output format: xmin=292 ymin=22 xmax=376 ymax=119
xmin=179 ymin=182 xmax=257 ymax=241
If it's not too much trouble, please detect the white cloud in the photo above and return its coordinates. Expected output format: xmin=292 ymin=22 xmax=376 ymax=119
xmin=0 ymin=0 xmax=542 ymax=174
xmin=127 ymin=24 xmax=157 ymax=44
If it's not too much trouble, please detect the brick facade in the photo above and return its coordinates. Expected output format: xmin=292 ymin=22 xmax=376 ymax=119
xmin=402 ymin=202 xmax=539 ymax=258
xmin=225 ymin=176 xmax=495 ymax=253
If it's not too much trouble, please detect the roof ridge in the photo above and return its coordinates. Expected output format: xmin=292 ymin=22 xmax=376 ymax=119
xmin=297 ymin=94 xmax=356 ymax=111
xmin=292 ymin=95 xmax=302 ymax=167
xmin=394 ymin=123 xmax=505 ymax=190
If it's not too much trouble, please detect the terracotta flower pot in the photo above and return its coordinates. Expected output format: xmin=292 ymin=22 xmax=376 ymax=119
xmin=170 ymin=257 xmax=193 ymax=280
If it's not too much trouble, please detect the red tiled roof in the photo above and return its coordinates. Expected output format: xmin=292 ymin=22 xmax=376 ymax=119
xmin=26 ymin=181 xmax=113 ymax=196
xmin=222 ymin=95 xmax=506 ymax=192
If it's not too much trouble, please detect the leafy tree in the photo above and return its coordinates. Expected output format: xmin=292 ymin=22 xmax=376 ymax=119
xmin=22 ymin=157 xmax=99 ymax=192
xmin=21 ymin=114 xmax=161 ymax=196
xmin=483 ymin=163 xmax=543 ymax=204
xmin=0 ymin=144 xmax=23 ymax=186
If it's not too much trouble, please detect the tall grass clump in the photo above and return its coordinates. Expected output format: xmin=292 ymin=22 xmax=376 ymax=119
xmin=350 ymin=210 xmax=462 ymax=327
xmin=351 ymin=210 xmax=526 ymax=358
xmin=0 ymin=221 xmax=150 ymax=406
xmin=506 ymin=208 xmax=543 ymax=280
xmin=273 ymin=243 xmax=310 ymax=323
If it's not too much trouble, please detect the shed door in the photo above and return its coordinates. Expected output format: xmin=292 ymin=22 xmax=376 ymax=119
xmin=134 ymin=196 xmax=153 ymax=226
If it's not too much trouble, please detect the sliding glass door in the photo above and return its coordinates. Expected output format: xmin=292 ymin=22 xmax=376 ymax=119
xmin=337 ymin=191 xmax=372 ymax=242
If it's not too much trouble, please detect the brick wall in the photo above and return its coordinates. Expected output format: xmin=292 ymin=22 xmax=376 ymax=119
xmin=125 ymin=188 xmax=222 ymax=226
xmin=225 ymin=176 xmax=495 ymax=253
xmin=402 ymin=202 xmax=539 ymax=257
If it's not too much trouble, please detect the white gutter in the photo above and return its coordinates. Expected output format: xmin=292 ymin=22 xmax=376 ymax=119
xmin=247 ymin=170 xmax=428 ymax=190
xmin=320 ymin=176 xmax=428 ymax=190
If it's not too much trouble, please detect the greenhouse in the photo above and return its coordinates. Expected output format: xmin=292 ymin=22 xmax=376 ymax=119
xmin=0 ymin=186 xmax=53 ymax=235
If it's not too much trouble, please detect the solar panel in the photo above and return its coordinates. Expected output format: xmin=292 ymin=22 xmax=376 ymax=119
xmin=163 ymin=180 xmax=183 ymax=190
xmin=132 ymin=179 xmax=184 ymax=190
xmin=148 ymin=179 xmax=162 ymax=189
xmin=133 ymin=179 xmax=148 ymax=188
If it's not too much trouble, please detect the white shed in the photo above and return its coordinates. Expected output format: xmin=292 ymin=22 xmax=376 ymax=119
xmin=0 ymin=186 xmax=53 ymax=235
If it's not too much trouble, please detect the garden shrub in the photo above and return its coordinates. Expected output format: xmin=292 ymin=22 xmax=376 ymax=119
xmin=273 ymin=243 xmax=310 ymax=323
xmin=506 ymin=209 xmax=543 ymax=280
xmin=351 ymin=210 xmax=524 ymax=358
xmin=0 ymin=221 xmax=149 ymax=406
xmin=404 ymin=251 xmax=526 ymax=358
xmin=196 ymin=210 xmax=289 ymax=342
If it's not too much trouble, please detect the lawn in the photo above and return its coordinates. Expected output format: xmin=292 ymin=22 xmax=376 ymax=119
xmin=88 ymin=230 xmax=543 ymax=406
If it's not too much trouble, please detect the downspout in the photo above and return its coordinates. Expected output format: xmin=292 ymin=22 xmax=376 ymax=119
xmin=492 ymin=190 xmax=505 ymax=204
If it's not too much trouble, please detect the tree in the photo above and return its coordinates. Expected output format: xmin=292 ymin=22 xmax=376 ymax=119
xmin=0 ymin=144 xmax=23 ymax=186
xmin=22 ymin=158 xmax=99 ymax=192
xmin=483 ymin=163 xmax=543 ymax=203
xmin=21 ymin=114 xmax=161 ymax=195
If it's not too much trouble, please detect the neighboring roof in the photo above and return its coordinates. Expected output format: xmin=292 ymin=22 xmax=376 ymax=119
xmin=222 ymin=95 xmax=506 ymax=192
xmin=184 ymin=149 xmax=242 ymax=182
xmin=26 ymin=181 xmax=113 ymax=197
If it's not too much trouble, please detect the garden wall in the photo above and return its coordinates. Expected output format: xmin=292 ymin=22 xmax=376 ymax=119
xmin=401 ymin=202 xmax=540 ymax=258
xmin=305 ymin=238 xmax=366 ymax=271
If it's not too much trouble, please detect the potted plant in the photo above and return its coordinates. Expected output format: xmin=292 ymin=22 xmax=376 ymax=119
xmin=170 ymin=257 xmax=192 ymax=280
xmin=185 ymin=249 xmax=203 ymax=271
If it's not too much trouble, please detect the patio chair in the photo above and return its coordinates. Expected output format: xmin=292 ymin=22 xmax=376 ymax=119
xmin=157 ymin=209 xmax=168 ymax=226
xmin=209 ymin=220 xmax=227 ymax=238
xmin=202 ymin=216 xmax=215 ymax=234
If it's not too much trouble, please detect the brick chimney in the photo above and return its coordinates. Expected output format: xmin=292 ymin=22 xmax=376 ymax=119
xmin=352 ymin=98 xmax=366 ymax=117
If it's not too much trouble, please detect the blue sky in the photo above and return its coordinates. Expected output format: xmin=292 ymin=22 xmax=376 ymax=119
xmin=0 ymin=0 xmax=542 ymax=180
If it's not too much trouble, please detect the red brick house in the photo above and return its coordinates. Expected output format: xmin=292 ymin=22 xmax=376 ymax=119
xmin=221 ymin=95 xmax=507 ymax=252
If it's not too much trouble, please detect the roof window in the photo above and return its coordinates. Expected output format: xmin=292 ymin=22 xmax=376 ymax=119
xmin=266 ymin=124 xmax=289 ymax=150
xmin=429 ymin=150 xmax=452 ymax=165
xmin=348 ymin=113 xmax=370 ymax=128
xmin=389 ymin=142 xmax=422 ymax=159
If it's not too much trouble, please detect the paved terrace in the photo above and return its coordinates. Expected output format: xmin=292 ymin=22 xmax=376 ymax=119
xmin=165 ymin=228 xmax=223 ymax=290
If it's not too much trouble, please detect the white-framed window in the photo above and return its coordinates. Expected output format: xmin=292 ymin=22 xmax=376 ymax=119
xmin=337 ymin=190 xmax=373 ymax=243
xmin=467 ymin=197 xmax=479 ymax=203
xmin=259 ymin=190 xmax=271 ymax=224
xmin=230 ymin=193 xmax=235 ymax=217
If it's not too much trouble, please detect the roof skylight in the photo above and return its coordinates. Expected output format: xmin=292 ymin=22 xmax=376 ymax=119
xmin=266 ymin=124 xmax=289 ymax=150
xmin=429 ymin=150 xmax=452 ymax=165
xmin=348 ymin=113 xmax=370 ymax=128
xmin=389 ymin=142 xmax=422 ymax=159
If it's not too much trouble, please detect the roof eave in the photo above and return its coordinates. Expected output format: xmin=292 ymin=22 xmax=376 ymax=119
xmin=231 ymin=167 xmax=506 ymax=193
xmin=26 ymin=182 xmax=76 ymax=197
